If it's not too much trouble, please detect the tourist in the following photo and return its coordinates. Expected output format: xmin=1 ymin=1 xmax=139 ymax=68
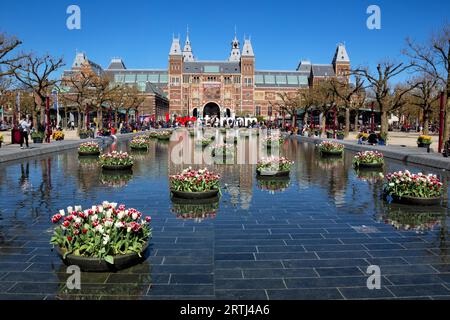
xmin=19 ymin=116 xmax=31 ymax=149
xmin=367 ymin=131 xmax=378 ymax=145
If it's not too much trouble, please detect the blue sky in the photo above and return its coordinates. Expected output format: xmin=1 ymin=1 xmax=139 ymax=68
xmin=1 ymin=0 xmax=449 ymax=81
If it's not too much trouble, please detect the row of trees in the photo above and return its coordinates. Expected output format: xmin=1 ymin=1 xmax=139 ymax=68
xmin=274 ymin=22 xmax=450 ymax=137
xmin=0 ymin=32 xmax=145 ymax=131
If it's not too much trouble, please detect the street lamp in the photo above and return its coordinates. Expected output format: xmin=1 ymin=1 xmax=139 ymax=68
xmin=439 ymin=91 xmax=445 ymax=153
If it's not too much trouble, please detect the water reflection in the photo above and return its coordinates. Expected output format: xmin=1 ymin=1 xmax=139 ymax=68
xmin=256 ymin=176 xmax=291 ymax=194
xmin=170 ymin=197 xmax=219 ymax=222
xmin=100 ymin=170 xmax=134 ymax=188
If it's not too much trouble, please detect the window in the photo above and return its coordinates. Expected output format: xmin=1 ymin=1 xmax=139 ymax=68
xmin=298 ymin=76 xmax=308 ymax=85
xmin=255 ymin=75 xmax=264 ymax=84
xmin=234 ymin=76 xmax=241 ymax=84
xmin=159 ymin=74 xmax=168 ymax=83
xmin=204 ymin=65 xmax=220 ymax=73
xmin=268 ymin=106 xmax=273 ymax=116
xmin=183 ymin=75 xmax=190 ymax=83
xmin=287 ymin=75 xmax=298 ymax=85
xmin=244 ymin=77 xmax=253 ymax=86
xmin=192 ymin=76 xmax=200 ymax=84
xmin=224 ymin=76 xmax=232 ymax=85
xmin=264 ymin=75 xmax=275 ymax=84
xmin=170 ymin=77 xmax=180 ymax=85
xmin=276 ymin=75 xmax=287 ymax=85
xmin=137 ymin=82 xmax=146 ymax=92
xmin=255 ymin=106 xmax=261 ymax=116
xmin=136 ymin=74 xmax=147 ymax=82
xmin=148 ymin=74 xmax=159 ymax=83
xmin=124 ymin=74 xmax=136 ymax=83
xmin=114 ymin=74 xmax=125 ymax=83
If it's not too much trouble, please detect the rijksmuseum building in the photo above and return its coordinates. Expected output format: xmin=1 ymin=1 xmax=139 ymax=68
xmin=65 ymin=32 xmax=350 ymax=121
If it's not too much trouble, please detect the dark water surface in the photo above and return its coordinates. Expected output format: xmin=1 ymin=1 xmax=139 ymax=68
xmin=0 ymin=135 xmax=449 ymax=300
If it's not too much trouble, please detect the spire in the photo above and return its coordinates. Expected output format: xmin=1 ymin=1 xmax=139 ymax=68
xmin=183 ymin=26 xmax=194 ymax=62
xmin=332 ymin=43 xmax=350 ymax=65
xmin=229 ymin=30 xmax=241 ymax=62
xmin=72 ymin=52 xmax=87 ymax=69
xmin=242 ymin=38 xmax=254 ymax=57
xmin=169 ymin=35 xmax=182 ymax=56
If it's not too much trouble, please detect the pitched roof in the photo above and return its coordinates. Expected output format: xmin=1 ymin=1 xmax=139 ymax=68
xmin=107 ymin=58 xmax=126 ymax=70
xmin=332 ymin=44 xmax=350 ymax=64
xmin=312 ymin=64 xmax=335 ymax=77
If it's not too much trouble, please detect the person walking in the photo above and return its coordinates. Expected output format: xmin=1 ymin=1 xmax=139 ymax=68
xmin=19 ymin=116 xmax=31 ymax=149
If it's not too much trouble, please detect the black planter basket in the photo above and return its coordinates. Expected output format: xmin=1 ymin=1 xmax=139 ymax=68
xmin=32 ymin=137 xmax=43 ymax=144
xmin=130 ymin=145 xmax=149 ymax=151
xmin=170 ymin=189 xmax=219 ymax=200
xmin=102 ymin=164 xmax=133 ymax=171
xmin=389 ymin=194 xmax=443 ymax=206
xmin=78 ymin=151 xmax=100 ymax=156
xmin=320 ymin=150 xmax=343 ymax=156
xmin=256 ymin=169 xmax=290 ymax=177
xmin=55 ymin=242 xmax=149 ymax=272
xmin=354 ymin=162 xmax=384 ymax=168
xmin=418 ymin=142 xmax=432 ymax=148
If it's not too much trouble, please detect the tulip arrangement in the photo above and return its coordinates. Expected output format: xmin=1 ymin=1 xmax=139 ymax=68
xmin=129 ymin=137 xmax=150 ymax=150
xmin=99 ymin=151 xmax=134 ymax=167
xmin=257 ymin=178 xmax=290 ymax=193
xmin=50 ymin=201 xmax=152 ymax=264
xmin=169 ymin=167 xmax=221 ymax=193
xmin=353 ymin=151 xmax=384 ymax=167
xmin=319 ymin=141 xmax=344 ymax=153
xmin=78 ymin=142 xmax=100 ymax=153
xmin=382 ymin=170 xmax=444 ymax=199
xmin=380 ymin=211 xmax=441 ymax=233
xmin=100 ymin=173 xmax=133 ymax=188
xmin=171 ymin=201 xmax=219 ymax=221
xmin=257 ymin=156 xmax=294 ymax=173
xmin=52 ymin=131 xmax=65 ymax=141
xmin=155 ymin=131 xmax=172 ymax=140
xmin=417 ymin=135 xmax=433 ymax=145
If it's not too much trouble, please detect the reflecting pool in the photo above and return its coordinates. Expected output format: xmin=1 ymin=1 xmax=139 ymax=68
xmin=0 ymin=134 xmax=449 ymax=300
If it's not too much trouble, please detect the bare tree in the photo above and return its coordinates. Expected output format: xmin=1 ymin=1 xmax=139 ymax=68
xmin=408 ymin=75 xmax=440 ymax=134
xmin=108 ymin=85 xmax=127 ymax=128
xmin=91 ymin=74 xmax=116 ymax=129
xmin=123 ymin=85 xmax=145 ymax=125
xmin=10 ymin=53 xmax=64 ymax=128
xmin=0 ymin=33 xmax=22 ymax=76
xmin=353 ymin=62 xmax=417 ymax=134
xmin=404 ymin=23 xmax=450 ymax=141
xmin=329 ymin=76 xmax=366 ymax=136
xmin=269 ymin=91 xmax=302 ymax=129
xmin=313 ymin=81 xmax=341 ymax=135
xmin=61 ymin=65 xmax=96 ymax=130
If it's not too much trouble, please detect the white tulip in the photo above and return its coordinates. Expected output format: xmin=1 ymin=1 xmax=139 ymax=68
xmin=59 ymin=209 xmax=65 ymax=216
xmin=74 ymin=205 xmax=82 ymax=212
xmin=111 ymin=203 xmax=118 ymax=209
xmin=127 ymin=227 xmax=132 ymax=233
xmin=67 ymin=206 xmax=73 ymax=213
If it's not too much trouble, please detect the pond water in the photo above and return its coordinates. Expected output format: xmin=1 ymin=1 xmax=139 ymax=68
xmin=0 ymin=132 xmax=449 ymax=300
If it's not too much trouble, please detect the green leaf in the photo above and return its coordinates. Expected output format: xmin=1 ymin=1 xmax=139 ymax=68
xmin=104 ymin=255 xmax=114 ymax=265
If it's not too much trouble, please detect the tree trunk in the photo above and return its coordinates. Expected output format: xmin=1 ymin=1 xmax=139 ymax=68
xmin=321 ymin=112 xmax=326 ymax=136
xmin=423 ymin=110 xmax=429 ymax=135
xmin=98 ymin=109 xmax=103 ymax=130
xmin=303 ymin=111 xmax=308 ymax=127
xmin=344 ymin=108 xmax=350 ymax=137
xmin=115 ymin=109 xmax=118 ymax=128
xmin=354 ymin=109 xmax=358 ymax=133
xmin=380 ymin=111 xmax=388 ymax=135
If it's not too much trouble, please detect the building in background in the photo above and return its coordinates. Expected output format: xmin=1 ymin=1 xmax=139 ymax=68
xmin=63 ymin=33 xmax=350 ymax=122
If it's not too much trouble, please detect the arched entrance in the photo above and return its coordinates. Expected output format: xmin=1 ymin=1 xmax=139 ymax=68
xmin=192 ymin=108 xmax=198 ymax=118
xmin=203 ymin=102 xmax=221 ymax=118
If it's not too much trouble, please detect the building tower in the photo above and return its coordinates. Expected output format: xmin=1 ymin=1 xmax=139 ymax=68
xmin=229 ymin=33 xmax=241 ymax=62
xmin=241 ymin=37 xmax=255 ymax=115
xmin=332 ymin=43 xmax=350 ymax=82
xmin=168 ymin=36 xmax=183 ymax=116
xmin=183 ymin=27 xmax=195 ymax=62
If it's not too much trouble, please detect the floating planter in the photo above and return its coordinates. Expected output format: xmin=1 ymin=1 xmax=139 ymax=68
xmin=50 ymin=201 xmax=152 ymax=272
xmin=155 ymin=131 xmax=172 ymax=140
xmin=147 ymin=131 xmax=158 ymax=139
xmin=319 ymin=141 xmax=344 ymax=156
xmin=256 ymin=156 xmax=293 ymax=177
xmin=353 ymin=151 xmax=384 ymax=168
xmin=382 ymin=170 xmax=444 ymax=206
xmin=129 ymin=137 xmax=150 ymax=150
xmin=100 ymin=151 xmax=134 ymax=171
xmin=100 ymin=171 xmax=133 ymax=188
xmin=169 ymin=167 xmax=221 ymax=199
xmin=78 ymin=141 xmax=100 ymax=156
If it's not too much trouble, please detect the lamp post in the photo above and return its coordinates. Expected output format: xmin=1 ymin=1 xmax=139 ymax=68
xmin=438 ymin=91 xmax=445 ymax=153
xmin=45 ymin=96 xmax=51 ymax=143
xmin=371 ymin=101 xmax=375 ymax=132
xmin=333 ymin=107 xmax=337 ymax=138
